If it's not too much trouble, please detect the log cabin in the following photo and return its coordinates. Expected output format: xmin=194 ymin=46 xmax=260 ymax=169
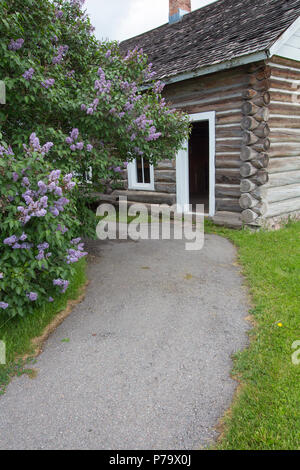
xmin=115 ymin=0 xmax=300 ymax=228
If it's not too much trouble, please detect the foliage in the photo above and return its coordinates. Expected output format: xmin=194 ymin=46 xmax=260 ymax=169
xmin=0 ymin=133 xmax=86 ymax=317
xmin=0 ymin=0 xmax=189 ymax=191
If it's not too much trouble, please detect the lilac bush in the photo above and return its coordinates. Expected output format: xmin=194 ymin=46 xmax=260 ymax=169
xmin=0 ymin=134 xmax=87 ymax=318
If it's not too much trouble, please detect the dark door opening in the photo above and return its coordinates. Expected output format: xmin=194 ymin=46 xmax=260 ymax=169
xmin=188 ymin=121 xmax=209 ymax=213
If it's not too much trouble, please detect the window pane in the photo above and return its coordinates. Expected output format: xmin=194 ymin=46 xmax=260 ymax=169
xmin=143 ymin=159 xmax=151 ymax=183
xmin=136 ymin=157 xmax=143 ymax=183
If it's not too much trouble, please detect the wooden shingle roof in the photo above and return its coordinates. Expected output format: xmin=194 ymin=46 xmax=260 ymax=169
xmin=120 ymin=0 xmax=300 ymax=80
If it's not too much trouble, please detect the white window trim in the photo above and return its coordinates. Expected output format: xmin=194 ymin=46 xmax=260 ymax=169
xmin=127 ymin=158 xmax=155 ymax=191
xmin=176 ymin=111 xmax=216 ymax=217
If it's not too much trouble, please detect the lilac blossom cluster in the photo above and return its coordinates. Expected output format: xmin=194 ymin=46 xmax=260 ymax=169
xmin=0 ymin=302 xmax=9 ymax=310
xmin=65 ymin=129 xmax=93 ymax=152
xmin=52 ymin=45 xmax=69 ymax=65
xmin=3 ymin=232 xmax=32 ymax=250
xmin=8 ymin=38 xmax=24 ymax=51
xmin=26 ymin=292 xmax=38 ymax=301
xmin=41 ymin=78 xmax=55 ymax=89
xmin=94 ymin=67 xmax=112 ymax=100
xmin=0 ymin=144 xmax=14 ymax=157
xmin=24 ymin=133 xmax=53 ymax=156
xmin=70 ymin=0 xmax=86 ymax=7
xmin=22 ymin=68 xmax=35 ymax=81
xmin=144 ymin=62 xmax=157 ymax=81
xmin=36 ymin=242 xmax=51 ymax=261
xmin=53 ymin=278 xmax=69 ymax=294
xmin=66 ymin=238 xmax=87 ymax=264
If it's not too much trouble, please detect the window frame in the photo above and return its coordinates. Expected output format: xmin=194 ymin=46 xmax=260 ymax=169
xmin=127 ymin=157 xmax=155 ymax=191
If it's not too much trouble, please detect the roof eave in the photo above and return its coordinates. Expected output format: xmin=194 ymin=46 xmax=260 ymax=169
xmin=141 ymin=51 xmax=270 ymax=89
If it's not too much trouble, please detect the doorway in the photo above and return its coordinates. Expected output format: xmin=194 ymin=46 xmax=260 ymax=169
xmin=176 ymin=111 xmax=215 ymax=217
xmin=189 ymin=121 xmax=209 ymax=213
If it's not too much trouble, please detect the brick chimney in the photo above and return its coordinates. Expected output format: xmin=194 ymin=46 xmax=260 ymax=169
xmin=169 ymin=0 xmax=191 ymax=24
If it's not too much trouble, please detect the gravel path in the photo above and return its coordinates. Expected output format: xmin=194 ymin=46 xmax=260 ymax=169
xmin=0 ymin=235 xmax=250 ymax=449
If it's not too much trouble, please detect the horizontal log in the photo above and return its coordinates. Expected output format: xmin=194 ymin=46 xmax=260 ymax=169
xmin=240 ymin=146 xmax=261 ymax=162
xmin=253 ymin=122 xmax=270 ymax=138
xmin=241 ymin=208 xmax=259 ymax=223
xmin=216 ymin=140 xmax=241 ymax=152
xmin=242 ymin=131 xmax=259 ymax=145
xmin=215 ymin=184 xmax=241 ymax=197
xmin=253 ymin=139 xmax=270 ymax=152
xmin=269 ymin=116 xmax=300 ymax=128
xmin=241 ymin=116 xmax=260 ymax=131
xmin=115 ymin=190 xmax=176 ymax=205
xmin=156 ymin=160 xmax=175 ymax=170
xmin=270 ymin=56 xmax=300 ymax=70
xmin=240 ymin=162 xmax=258 ymax=177
xmin=242 ymin=89 xmax=259 ymax=100
xmin=240 ymin=179 xmax=257 ymax=193
xmin=270 ymin=90 xmax=300 ymax=104
xmin=154 ymin=170 xmax=176 ymax=183
xmin=253 ymin=92 xmax=271 ymax=106
xmin=216 ymin=168 xmax=241 ymax=184
xmin=270 ymin=77 xmax=300 ymax=92
xmin=239 ymin=193 xmax=260 ymax=209
xmin=248 ymin=77 xmax=271 ymax=91
xmin=269 ymin=144 xmax=300 ymax=158
xmin=249 ymin=169 xmax=269 ymax=186
xmin=215 ymin=156 xmax=241 ymax=169
xmin=182 ymin=98 xmax=243 ymax=114
xmin=255 ymin=184 xmax=300 ymax=204
xmin=269 ymin=156 xmax=300 ymax=173
xmin=271 ymin=66 xmax=300 ymax=82
xmin=254 ymin=107 xmax=270 ymax=122
xmin=265 ymin=197 xmax=300 ymax=218
xmin=267 ymin=170 xmax=300 ymax=187
xmin=216 ymin=112 xmax=243 ymax=125
xmin=216 ymin=198 xmax=242 ymax=213
xmin=270 ymin=129 xmax=300 ymax=143
xmin=216 ymin=127 xmax=243 ymax=138
xmin=154 ymin=182 xmax=176 ymax=193
xmin=251 ymin=154 xmax=269 ymax=169
xmin=242 ymin=101 xmax=261 ymax=116
xmin=269 ymin=103 xmax=300 ymax=116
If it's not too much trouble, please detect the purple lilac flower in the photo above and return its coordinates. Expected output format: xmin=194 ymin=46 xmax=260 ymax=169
xmin=52 ymin=45 xmax=69 ymax=65
xmin=38 ymin=242 xmax=49 ymax=251
xmin=36 ymin=251 xmax=45 ymax=260
xmin=3 ymin=235 xmax=18 ymax=246
xmin=0 ymin=302 xmax=9 ymax=309
xmin=27 ymin=292 xmax=38 ymax=301
xmin=86 ymin=144 xmax=93 ymax=152
xmin=70 ymin=128 xmax=79 ymax=140
xmin=22 ymin=177 xmax=30 ymax=187
xmin=113 ymin=167 xmax=121 ymax=173
xmin=22 ymin=68 xmax=35 ymax=80
xmin=55 ymin=9 xmax=63 ymax=19
xmin=8 ymin=38 xmax=24 ymax=51
xmin=76 ymin=142 xmax=84 ymax=150
xmin=41 ymin=78 xmax=55 ymax=89
xmin=81 ymin=104 xmax=87 ymax=111
xmin=19 ymin=232 xmax=27 ymax=241
xmin=66 ymin=70 xmax=75 ymax=78
xmin=65 ymin=136 xmax=73 ymax=144
xmin=70 ymin=144 xmax=76 ymax=151
xmin=12 ymin=172 xmax=19 ymax=182
xmin=48 ymin=297 xmax=54 ymax=302
xmin=49 ymin=170 xmax=61 ymax=182
xmin=53 ymin=279 xmax=69 ymax=293
xmin=41 ymin=142 xmax=54 ymax=154
xmin=0 ymin=273 xmax=3 ymax=279
xmin=87 ymin=107 xmax=94 ymax=115
xmin=56 ymin=224 xmax=68 ymax=234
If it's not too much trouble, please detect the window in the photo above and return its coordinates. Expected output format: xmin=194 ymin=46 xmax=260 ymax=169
xmin=127 ymin=157 xmax=154 ymax=191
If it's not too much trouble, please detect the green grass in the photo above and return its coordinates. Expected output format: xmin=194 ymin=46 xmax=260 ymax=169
xmin=0 ymin=258 xmax=86 ymax=394
xmin=204 ymin=220 xmax=300 ymax=450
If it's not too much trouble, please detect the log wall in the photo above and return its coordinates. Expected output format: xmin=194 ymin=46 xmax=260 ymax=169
xmin=263 ymin=56 xmax=300 ymax=223
xmin=162 ymin=66 xmax=251 ymax=212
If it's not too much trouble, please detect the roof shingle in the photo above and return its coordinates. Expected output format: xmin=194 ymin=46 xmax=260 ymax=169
xmin=120 ymin=0 xmax=300 ymax=80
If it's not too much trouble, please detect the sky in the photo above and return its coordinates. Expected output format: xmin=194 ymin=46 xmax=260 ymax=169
xmin=84 ymin=0 xmax=217 ymax=42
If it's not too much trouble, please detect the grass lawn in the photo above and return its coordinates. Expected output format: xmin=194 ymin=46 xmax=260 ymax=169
xmin=205 ymin=220 xmax=300 ymax=450
xmin=0 ymin=258 xmax=86 ymax=394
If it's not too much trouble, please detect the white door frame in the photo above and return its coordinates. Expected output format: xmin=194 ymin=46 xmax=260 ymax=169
xmin=176 ymin=111 xmax=216 ymax=217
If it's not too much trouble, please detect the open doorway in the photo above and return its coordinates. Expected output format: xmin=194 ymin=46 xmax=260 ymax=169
xmin=188 ymin=121 xmax=209 ymax=213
